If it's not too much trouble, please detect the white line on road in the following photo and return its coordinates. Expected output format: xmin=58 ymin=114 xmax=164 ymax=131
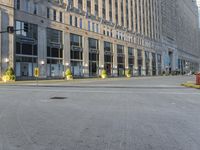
xmin=0 ymin=88 xmax=199 ymax=95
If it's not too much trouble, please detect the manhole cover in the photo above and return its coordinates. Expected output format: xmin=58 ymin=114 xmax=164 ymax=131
xmin=50 ymin=97 xmax=67 ymax=100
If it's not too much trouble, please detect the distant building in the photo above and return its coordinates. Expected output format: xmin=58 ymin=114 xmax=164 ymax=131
xmin=0 ymin=0 xmax=199 ymax=80
xmin=161 ymin=0 xmax=200 ymax=74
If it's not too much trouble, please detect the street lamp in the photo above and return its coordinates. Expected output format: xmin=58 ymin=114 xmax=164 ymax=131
xmin=40 ymin=60 xmax=45 ymax=65
xmin=4 ymin=58 xmax=9 ymax=63
xmin=84 ymin=63 xmax=88 ymax=67
xmin=65 ymin=62 xmax=70 ymax=66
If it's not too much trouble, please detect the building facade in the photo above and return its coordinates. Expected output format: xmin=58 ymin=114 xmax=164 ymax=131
xmin=0 ymin=0 xmax=199 ymax=80
xmin=161 ymin=0 xmax=200 ymax=74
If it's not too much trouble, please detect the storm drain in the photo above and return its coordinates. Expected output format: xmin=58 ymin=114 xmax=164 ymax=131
xmin=50 ymin=97 xmax=67 ymax=100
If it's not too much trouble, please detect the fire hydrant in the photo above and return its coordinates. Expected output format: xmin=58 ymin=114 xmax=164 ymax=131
xmin=196 ymin=72 xmax=200 ymax=85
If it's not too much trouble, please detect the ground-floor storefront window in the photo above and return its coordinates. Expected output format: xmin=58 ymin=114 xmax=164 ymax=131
xmin=47 ymin=59 xmax=63 ymax=77
xmin=15 ymin=56 xmax=37 ymax=78
xmin=145 ymin=51 xmax=150 ymax=76
xmin=89 ymin=52 xmax=99 ymax=77
xmin=152 ymin=53 xmax=157 ymax=76
xmin=117 ymin=56 xmax=125 ymax=76
xmin=104 ymin=54 xmax=113 ymax=76
xmin=71 ymin=61 xmax=83 ymax=77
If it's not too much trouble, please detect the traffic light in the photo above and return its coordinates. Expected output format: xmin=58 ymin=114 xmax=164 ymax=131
xmin=7 ymin=26 xmax=14 ymax=34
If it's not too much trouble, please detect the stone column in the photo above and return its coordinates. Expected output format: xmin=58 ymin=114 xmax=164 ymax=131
xmin=144 ymin=0 xmax=148 ymax=36
xmin=113 ymin=43 xmax=118 ymax=76
xmin=118 ymin=0 xmax=122 ymax=26
xmin=38 ymin=26 xmax=47 ymax=78
xmin=155 ymin=53 xmax=158 ymax=75
xmin=140 ymin=0 xmax=144 ymax=35
xmin=128 ymin=0 xmax=132 ymax=30
xmin=142 ymin=49 xmax=146 ymax=76
xmin=123 ymin=0 xmax=127 ymax=28
xmin=73 ymin=0 xmax=78 ymax=8
xmin=149 ymin=52 xmax=153 ymax=76
xmin=154 ymin=0 xmax=158 ymax=40
xmin=136 ymin=0 xmax=140 ymax=34
xmin=153 ymin=0 xmax=156 ymax=40
xmin=63 ymin=32 xmax=71 ymax=72
xmin=91 ymin=0 xmax=95 ymax=15
xmin=98 ymin=0 xmax=102 ymax=18
xmin=133 ymin=0 xmax=136 ymax=33
xmin=0 ymin=11 xmax=12 ymax=74
xmin=106 ymin=0 xmax=110 ymax=21
xmin=172 ymin=49 xmax=177 ymax=71
xmin=99 ymin=40 xmax=105 ymax=75
xmin=8 ymin=13 xmax=14 ymax=69
xmin=0 ymin=10 xmax=2 ymax=77
xmin=83 ymin=36 xmax=89 ymax=77
xmin=112 ymin=0 xmax=116 ymax=24
xmin=82 ymin=0 xmax=87 ymax=12
xmin=134 ymin=48 xmax=138 ymax=76
xmin=147 ymin=0 xmax=151 ymax=37
xmin=150 ymin=0 xmax=154 ymax=39
xmin=124 ymin=46 xmax=129 ymax=70
xmin=99 ymin=40 xmax=104 ymax=75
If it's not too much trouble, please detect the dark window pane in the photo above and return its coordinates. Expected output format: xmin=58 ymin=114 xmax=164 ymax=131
xmin=33 ymin=45 xmax=37 ymax=55
xmin=51 ymin=48 xmax=59 ymax=57
xmin=16 ymin=42 xmax=21 ymax=54
xmin=59 ymin=49 xmax=63 ymax=58
xmin=22 ymin=43 xmax=32 ymax=55
xmin=47 ymin=47 xmax=51 ymax=57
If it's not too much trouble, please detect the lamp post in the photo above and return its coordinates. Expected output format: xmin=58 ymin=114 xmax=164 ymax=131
xmin=4 ymin=58 xmax=9 ymax=69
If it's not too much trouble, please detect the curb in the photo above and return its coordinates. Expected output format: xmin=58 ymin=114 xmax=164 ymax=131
xmin=181 ymin=82 xmax=200 ymax=89
xmin=0 ymin=77 xmax=132 ymax=85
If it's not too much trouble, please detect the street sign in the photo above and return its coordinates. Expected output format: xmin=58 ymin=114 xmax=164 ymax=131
xmin=34 ymin=68 xmax=39 ymax=77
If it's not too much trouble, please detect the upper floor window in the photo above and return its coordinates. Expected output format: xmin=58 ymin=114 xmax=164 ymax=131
xmin=47 ymin=8 xmax=50 ymax=18
xmin=117 ymin=45 xmax=124 ymax=54
xmin=78 ymin=0 xmax=83 ymax=10
xmin=92 ymin=23 xmax=95 ymax=32
xmin=25 ymin=0 xmax=30 ymax=12
xmin=70 ymin=34 xmax=82 ymax=47
xmin=75 ymin=17 xmax=78 ymax=27
xmin=70 ymin=15 xmax=73 ymax=26
xmin=128 ymin=47 xmax=134 ymax=56
xmin=47 ymin=28 xmax=62 ymax=44
xmin=15 ymin=20 xmax=38 ymax=40
xmin=59 ymin=12 xmax=63 ymax=22
xmin=53 ymin=10 xmax=56 ymax=21
xmin=80 ymin=18 xmax=82 ymax=29
xmin=104 ymin=41 xmax=113 ymax=52
xmin=33 ymin=3 xmax=37 ymax=15
xmin=89 ymin=38 xmax=99 ymax=50
xmin=15 ymin=0 xmax=20 ymax=10
xmin=88 ymin=21 xmax=90 ymax=31
xmin=96 ymin=24 xmax=99 ymax=33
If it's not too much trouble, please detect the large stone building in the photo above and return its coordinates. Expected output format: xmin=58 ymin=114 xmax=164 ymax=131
xmin=161 ymin=0 xmax=200 ymax=74
xmin=0 ymin=0 xmax=199 ymax=80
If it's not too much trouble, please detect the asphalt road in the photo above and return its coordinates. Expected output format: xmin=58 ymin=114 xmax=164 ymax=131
xmin=0 ymin=76 xmax=200 ymax=150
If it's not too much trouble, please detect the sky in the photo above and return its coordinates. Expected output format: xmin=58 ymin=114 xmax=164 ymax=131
xmin=197 ymin=0 xmax=200 ymax=6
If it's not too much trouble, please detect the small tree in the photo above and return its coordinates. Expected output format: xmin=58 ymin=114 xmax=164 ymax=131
xmin=65 ymin=68 xmax=73 ymax=80
xmin=2 ymin=67 xmax=16 ymax=82
xmin=101 ymin=69 xmax=107 ymax=79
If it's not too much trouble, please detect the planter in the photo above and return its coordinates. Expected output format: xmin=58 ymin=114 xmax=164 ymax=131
xmin=101 ymin=74 xmax=107 ymax=79
xmin=2 ymin=75 xmax=15 ymax=83
xmin=66 ymin=75 xmax=73 ymax=80
xmin=126 ymin=74 xmax=131 ymax=78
